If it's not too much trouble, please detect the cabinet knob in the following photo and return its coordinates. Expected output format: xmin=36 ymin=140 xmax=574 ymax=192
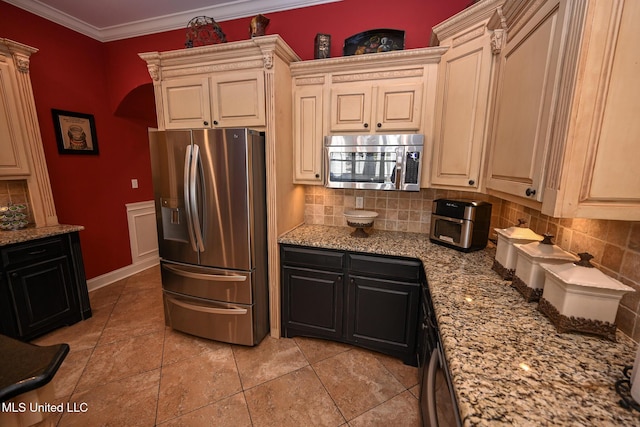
xmin=203 ymin=121 xmax=209 ymax=126
xmin=525 ymin=188 xmax=537 ymax=197
xmin=376 ymin=123 xmax=382 ymax=128
xmin=468 ymin=180 xmax=475 ymax=186
xmin=213 ymin=120 xmax=219 ymax=126
xmin=363 ymin=123 xmax=369 ymax=129
xmin=11 ymin=272 xmax=18 ymax=278
xmin=315 ymin=174 xmax=320 ymax=179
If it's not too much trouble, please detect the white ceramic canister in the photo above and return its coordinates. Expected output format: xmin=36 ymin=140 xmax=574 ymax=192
xmin=493 ymin=220 xmax=543 ymax=280
xmin=540 ymin=253 xmax=634 ymax=328
xmin=512 ymin=234 xmax=577 ymax=302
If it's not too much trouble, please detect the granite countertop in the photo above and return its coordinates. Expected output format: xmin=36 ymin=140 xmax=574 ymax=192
xmin=279 ymin=224 xmax=639 ymax=426
xmin=0 ymin=224 xmax=84 ymax=247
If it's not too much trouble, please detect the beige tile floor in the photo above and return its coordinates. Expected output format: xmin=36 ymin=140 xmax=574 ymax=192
xmin=31 ymin=265 xmax=421 ymax=426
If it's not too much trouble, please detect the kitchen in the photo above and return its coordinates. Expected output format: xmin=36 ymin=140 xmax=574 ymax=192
xmin=1 ymin=0 xmax=640 ymax=425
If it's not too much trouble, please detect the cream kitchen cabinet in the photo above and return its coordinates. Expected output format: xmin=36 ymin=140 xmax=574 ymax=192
xmin=0 ymin=59 xmax=30 ymax=176
xmin=429 ymin=0 xmax=504 ymax=190
xmin=485 ymin=0 xmax=640 ymax=220
xmin=289 ymin=47 xmax=447 ymax=187
xmin=292 ymin=79 xmax=324 ymax=184
xmin=161 ymin=70 xmax=265 ymax=129
xmin=485 ymin=0 xmax=564 ymax=203
xmin=329 ymin=80 xmax=423 ymax=132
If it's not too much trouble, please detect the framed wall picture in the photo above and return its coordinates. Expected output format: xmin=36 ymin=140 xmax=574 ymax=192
xmin=52 ymin=109 xmax=99 ymax=155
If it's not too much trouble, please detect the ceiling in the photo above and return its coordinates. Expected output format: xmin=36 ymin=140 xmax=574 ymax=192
xmin=3 ymin=0 xmax=341 ymax=42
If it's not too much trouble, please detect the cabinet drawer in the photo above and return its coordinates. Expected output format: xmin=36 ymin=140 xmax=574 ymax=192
xmin=281 ymin=245 xmax=345 ymax=271
xmin=2 ymin=237 xmax=66 ymax=267
xmin=348 ymin=253 xmax=422 ymax=281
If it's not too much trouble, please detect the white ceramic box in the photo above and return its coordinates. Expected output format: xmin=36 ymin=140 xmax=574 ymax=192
xmin=538 ymin=253 xmax=634 ymax=341
xmin=512 ymin=236 xmax=577 ymax=302
xmin=492 ymin=225 xmax=542 ymax=280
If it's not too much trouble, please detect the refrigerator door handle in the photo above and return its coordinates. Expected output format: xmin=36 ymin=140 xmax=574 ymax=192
xmin=189 ymin=143 xmax=205 ymax=251
xmin=162 ymin=263 xmax=247 ymax=282
xmin=183 ymin=144 xmax=198 ymax=252
xmin=166 ymin=295 xmax=248 ymax=315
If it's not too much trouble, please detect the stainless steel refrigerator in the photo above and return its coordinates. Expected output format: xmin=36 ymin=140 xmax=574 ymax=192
xmin=148 ymin=128 xmax=268 ymax=346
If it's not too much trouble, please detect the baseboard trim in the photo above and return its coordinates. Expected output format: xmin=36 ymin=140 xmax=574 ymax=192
xmin=87 ymin=257 xmax=159 ymax=292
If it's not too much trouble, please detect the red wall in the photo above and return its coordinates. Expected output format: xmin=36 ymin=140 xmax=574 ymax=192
xmin=0 ymin=0 xmax=469 ymax=279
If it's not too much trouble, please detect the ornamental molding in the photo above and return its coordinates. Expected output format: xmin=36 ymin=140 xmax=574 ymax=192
xmin=431 ymin=0 xmax=505 ymax=45
xmin=332 ymin=68 xmax=423 ymax=83
xmin=295 ymin=76 xmax=325 ymax=85
xmin=160 ymin=60 xmax=264 ymax=79
xmin=451 ymin=25 xmax=486 ymax=48
xmin=14 ymin=55 xmax=31 ymax=73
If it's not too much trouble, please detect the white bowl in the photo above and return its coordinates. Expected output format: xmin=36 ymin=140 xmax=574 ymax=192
xmin=343 ymin=210 xmax=378 ymax=227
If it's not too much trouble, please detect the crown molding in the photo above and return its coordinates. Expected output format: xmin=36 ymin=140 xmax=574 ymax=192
xmin=3 ymin=0 xmax=342 ymax=42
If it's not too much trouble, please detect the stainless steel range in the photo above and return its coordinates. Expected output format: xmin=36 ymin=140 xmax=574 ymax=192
xmin=148 ymin=128 xmax=268 ymax=346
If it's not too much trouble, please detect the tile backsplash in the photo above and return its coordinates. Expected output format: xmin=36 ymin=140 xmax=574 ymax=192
xmin=303 ymin=185 xmax=640 ymax=342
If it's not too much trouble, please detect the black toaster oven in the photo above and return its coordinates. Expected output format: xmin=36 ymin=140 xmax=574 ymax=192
xmin=429 ymin=199 xmax=492 ymax=252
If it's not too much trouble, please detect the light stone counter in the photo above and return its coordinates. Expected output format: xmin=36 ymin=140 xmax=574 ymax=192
xmin=0 ymin=224 xmax=84 ymax=246
xmin=279 ymin=224 xmax=639 ymax=426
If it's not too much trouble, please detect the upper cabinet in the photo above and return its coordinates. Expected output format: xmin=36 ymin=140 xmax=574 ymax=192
xmin=290 ymin=47 xmax=447 ymax=185
xmin=329 ymin=80 xmax=423 ymax=132
xmin=429 ymin=0 xmax=505 ymax=190
xmin=484 ymin=0 xmax=640 ymax=220
xmin=161 ymin=70 xmax=266 ymax=129
xmin=486 ymin=0 xmax=563 ymax=202
xmin=0 ymin=44 xmax=31 ymax=176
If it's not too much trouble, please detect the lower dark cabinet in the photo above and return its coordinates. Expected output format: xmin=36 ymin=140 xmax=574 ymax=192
xmin=347 ymin=274 xmax=419 ymax=365
xmin=281 ymin=244 xmax=421 ymax=366
xmin=0 ymin=232 xmax=91 ymax=341
xmin=282 ymin=266 xmax=343 ymax=339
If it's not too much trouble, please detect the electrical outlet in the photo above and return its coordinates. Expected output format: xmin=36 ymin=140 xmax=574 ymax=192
xmin=355 ymin=196 xmax=363 ymax=209
xmin=131 ymin=179 xmax=138 ymax=189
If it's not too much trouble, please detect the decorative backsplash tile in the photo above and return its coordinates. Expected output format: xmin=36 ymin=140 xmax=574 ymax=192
xmin=303 ymin=185 xmax=640 ymax=342
xmin=303 ymin=186 xmax=503 ymax=234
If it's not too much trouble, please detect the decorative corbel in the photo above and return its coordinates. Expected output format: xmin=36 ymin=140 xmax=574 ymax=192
xmin=491 ymin=29 xmax=505 ymax=55
xmin=147 ymin=64 xmax=160 ymax=81
xmin=262 ymin=52 xmax=273 ymax=70
xmin=13 ymin=54 xmax=31 ymax=73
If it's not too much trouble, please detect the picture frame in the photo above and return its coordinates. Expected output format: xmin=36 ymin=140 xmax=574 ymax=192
xmin=51 ymin=109 xmax=99 ymax=155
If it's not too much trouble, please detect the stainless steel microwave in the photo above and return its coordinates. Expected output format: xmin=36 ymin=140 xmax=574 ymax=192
xmin=324 ymin=134 xmax=424 ymax=191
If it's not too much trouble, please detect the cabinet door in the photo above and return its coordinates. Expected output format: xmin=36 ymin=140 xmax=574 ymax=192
xmin=431 ymin=35 xmax=492 ymax=189
xmin=375 ymin=81 xmax=423 ymax=131
xmin=281 ymin=266 xmax=343 ymax=339
xmin=293 ymin=85 xmax=324 ymax=184
xmin=210 ymin=70 xmax=265 ymax=127
xmin=346 ymin=274 xmax=419 ymax=364
xmin=4 ymin=256 xmax=80 ymax=340
xmin=486 ymin=0 xmax=562 ymax=201
xmin=0 ymin=60 xmax=30 ymax=176
xmin=329 ymin=84 xmax=373 ymax=132
xmin=161 ymin=77 xmax=211 ymax=129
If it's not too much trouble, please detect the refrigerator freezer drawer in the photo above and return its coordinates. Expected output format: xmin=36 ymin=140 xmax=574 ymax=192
xmin=161 ymin=261 xmax=252 ymax=304
xmin=163 ymin=291 xmax=255 ymax=346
